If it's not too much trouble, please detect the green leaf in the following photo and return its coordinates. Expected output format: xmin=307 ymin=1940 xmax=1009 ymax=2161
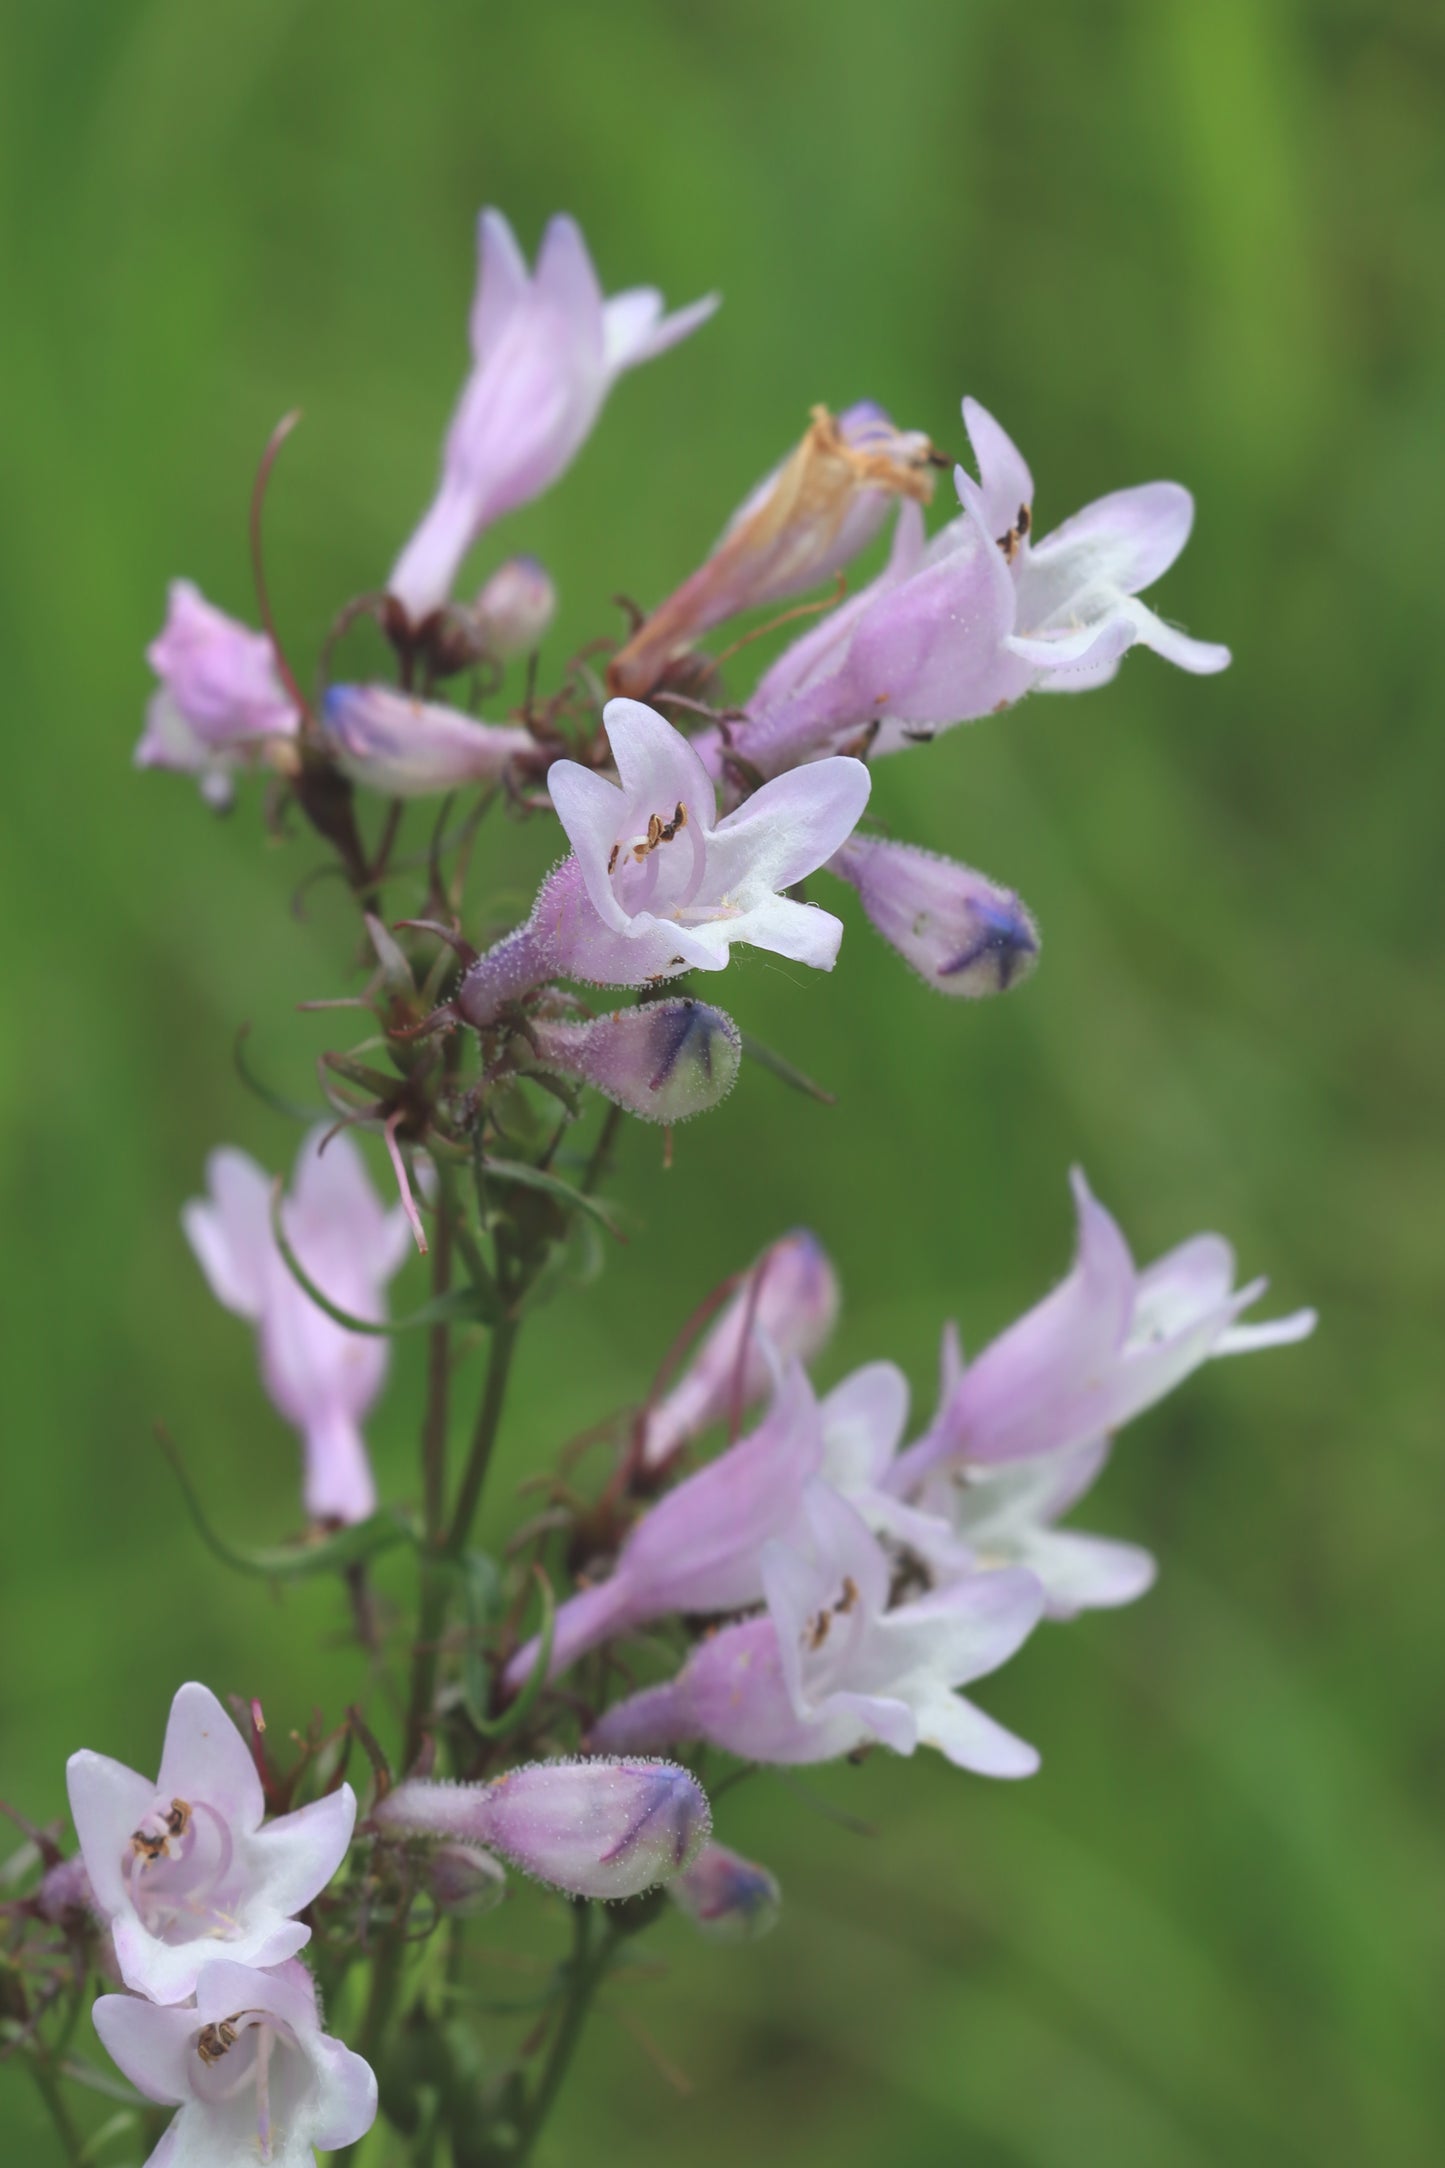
xmin=740 ymin=1030 xmax=837 ymax=1105
xmin=155 ymin=1426 xmax=418 ymax=1581
xmin=482 ymin=1157 xmax=625 ymax=1242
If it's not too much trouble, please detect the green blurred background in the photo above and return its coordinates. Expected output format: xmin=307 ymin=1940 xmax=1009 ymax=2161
xmin=2 ymin=0 xmax=1442 ymax=2160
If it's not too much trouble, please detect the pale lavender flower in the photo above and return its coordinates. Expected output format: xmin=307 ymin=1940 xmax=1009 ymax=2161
xmin=735 ymin=398 xmax=1230 ymax=775
xmin=931 ymin=1437 xmax=1157 ymax=1619
xmin=473 ymin=554 xmax=557 ymax=658
xmin=389 ymin=210 xmax=717 ymax=621
xmin=814 ymin=1360 xmax=966 ymax=1572
xmin=322 ymin=684 xmax=532 ymax=797
xmin=638 ymin=1229 xmax=841 ymax=1469
xmin=608 ymin=402 xmax=935 ymax=698
xmin=891 ymin=1170 xmax=1316 ymax=1492
xmin=544 ymin=697 xmax=871 ymax=980
xmin=593 ymin=1482 xmax=1044 ymax=1777
xmin=506 ymin=1360 xmax=824 ymax=1688
xmin=182 ymin=1130 xmax=411 ymax=1525
xmin=829 ymin=834 xmax=1039 ymax=996
xmin=526 ymin=998 xmax=742 ymax=1124
xmin=136 ymin=581 xmax=300 ymax=806
xmin=93 ymin=1956 xmax=376 ymax=2166
xmin=668 ymin=1842 xmax=781 ymax=1941
xmin=374 ymin=1760 xmax=710 ymax=1901
xmin=67 ymin=1683 xmax=356 ymax=2005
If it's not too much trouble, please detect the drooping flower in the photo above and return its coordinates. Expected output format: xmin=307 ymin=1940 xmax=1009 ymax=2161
xmin=321 ymin=684 xmax=533 ymax=797
xmin=68 ymin=1683 xmax=356 ymax=2005
xmin=93 ymin=1956 xmax=376 ymax=2167
xmin=608 ymin=402 xmax=936 ymax=698
xmin=592 ymin=1481 xmax=1045 ymax=1777
xmin=506 ymin=1360 xmax=825 ymax=1688
xmin=136 ymin=582 xmax=300 ymax=806
xmin=472 ymin=554 xmax=558 ymax=658
xmin=668 ymin=1842 xmax=781 ymax=1941
xmin=891 ymin=1170 xmax=1316 ymax=1493
xmin=389 ymin=210 xmax=717 ymax=622
xmin=733 ymin=398 xmax=1230 ymax=776
xmin=828 ymin=834 xmax=1039 ymax=996
xmin=374 ymin=1759 xmax=710 ymax=1901
xmin=182 ymin=1129 xmax=411 ymax=1525
xmin=524 ymin=998 xmax=742 ymax=1124
xmin=638 ymin=1229 xmax=840 ymax=1469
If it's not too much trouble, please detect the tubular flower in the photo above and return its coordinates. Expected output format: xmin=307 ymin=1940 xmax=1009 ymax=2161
xmin=67 ymin=1684 xmax=356 ymax=2005
xmin=638 ymin=1228 xmax=841 ymax=1469
xmin=733 ymin=397 xmax=1230 ymax=777
xmin=389 ymin=210 xmax=717 ymax=622
xmin=891 ymin=1170 xmax=1316 ymax=1492
xmin=828 ymin=834 xmax=1038 ymax=996
xmin=608 ymin=402 xmax=936 ymax=698
xmin=93 ymin=1957 xmax=376 ymax=2167
xmin=668 ymin=1842 xmax=781 ymax=1941
xmin=592 ymin=1482 xmax=1045 ymax=1777
xmin=182 ymin=1130 xmax=412 ymax=1525
xmin=374 ymin=1759 xmax=710 ymax=1902
xmin=506 ymin=1360 xmax=825 ymax=1688
xmin=525 ymin=998 xmax=742 ymax=1124
xmin=136 ymin=581 xmax=300 ymax=806
xmin=321 ymin=684 xmax=533 ymax=797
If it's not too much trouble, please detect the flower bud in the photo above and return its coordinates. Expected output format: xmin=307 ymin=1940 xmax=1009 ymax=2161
xmin=473 ymin=555 xmax=557 ymax=658
xmin=528 ymin=1000 xmax=741 ymax=1125
xmin=137 ymin=580 xmax=301 ymax=805
xmin=608 ymin=403 xmax=936 ymax=698
xmin=427 ymin=1842 xmax=507 ymax=1917
xmin=829 ymin=835 xmax=1038 ymax=996
xmin=322 ymin=684 xmax=534 ymax=797
xmin=375 ymin=1760 xmax=711 ymax=1902
xmin=641 ymin=1229 xmax=840 ymax=1468
xmin=667 ymin=1842 xmax=780 ymax=1941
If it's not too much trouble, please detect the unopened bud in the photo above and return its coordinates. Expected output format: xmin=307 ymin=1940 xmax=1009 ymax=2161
xmin=829 ymin=835 xmax=1038 ymax=996
xmin=428 ymin=1842 xmax=507 ymax=1917
xmin=641 ymin=1228 xmax=840 ymax=1468
xmin=474 ymin=556 xmax=557 ymax=659
xmin=667 ymin=1841 xmax=780 ymax=1941
xmin=528 ymin=999 xmax=741 ymax=1125
xmin=323 ymin=684 xmax=533 ymax=798
xmin=609 ymin=403 xmax=936 ymax=698
xmin=35 ymin=1856 xmax=96 ymax=1924
xmin=375 ymin=1760 xmax=711 ymax=1902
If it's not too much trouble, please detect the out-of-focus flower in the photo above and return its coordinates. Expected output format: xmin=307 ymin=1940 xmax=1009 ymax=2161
xmin=426 ymin=1843 xmax=507 ymax=1918
xmin=182 ymin=1130 xmax=411 ymax=1525
xmin=734 ymin=397 xmax=1230 ymax=776
xmin=668 ymin=1841 xmax=780 ymax=1941
xmin=891 ymin=1170 xmax=1316 ymax=1492
xmin=506 ymin=1361 xmax=824 ymax=1687
xmin=931 ymin=1435 xmax=1157 ymax=1619
xmin=608 ymin=403 xmax=936 ymax=698
xmin=526 ymin=998 xmax=741 ymax=1124
xmin=136 ymin=581 xmax=300 ymax=806
xmin=93 ymin=1956 xmax=376 ymax=2166
xmin=389 ymin=210 xmax=717 ymax=622
xmin=828 ymin=835 xmax=1038 ymax=996
xmin=322 ymin=684 xmax=532 ymax=797
xmin=473 ymin=554 xmax=557 ymax=658
xmin=68 ymin=1683 xmax=356 ymax=2005
xmin=593 ymin=1482 xmax=1044 ymax=1777
xmin=545 ymin=697 xmax=870 ymax=980
xmin=374 ymin=1760 xmax=710 ymax=1902
xmin=638 ymin=1229 xmax=840 ymax=1469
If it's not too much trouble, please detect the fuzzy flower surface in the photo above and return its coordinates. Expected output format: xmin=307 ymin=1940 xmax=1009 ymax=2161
xmin=136 ymin=582 xmax=299 ymax=805
xmin=93 ymin=1957 xmax=376 ymax=2167
xmin=68 ymin=1685 xmax=356 ymax=2005
xmin=183 ymin=1130 xmax=411 ymax=1525
xmin=322 ymin=684 xmax=533 ymax=797
xmin=544 ymin=697 xmax=870 ymax=980
xmin=389 ymin=210 xmax=716 ymax=620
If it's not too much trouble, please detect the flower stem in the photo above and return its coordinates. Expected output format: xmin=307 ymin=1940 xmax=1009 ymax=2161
xmin=512 ymin=1903 xmax=614 ymax=2167
xmin=446 ymin=1314 xmax=519 ymax=1563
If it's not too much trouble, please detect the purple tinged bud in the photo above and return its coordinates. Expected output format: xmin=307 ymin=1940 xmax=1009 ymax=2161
xmin=667 ymin=1842 xmax=780 ymax=1941
xmin=322 ymin=684 xmax=533 ymax=798
xmin=609 ymin=403 xmax=936 ymax=699
xmin=474 ymin=556 xmax=557 ymax=658
xmin=830 ymin=835 xmax=1039 ymax=996
xmin=35 ymin=1856 xmax=97 ymax=1923
xmin=528 ymin=1000 xmax=741 ymax=1124
xmin=137 ymin=580 xmax=301 ymax=805
xmin=427 ymin=1842 xmax=507 ymax=1917
xmin=374 ymin=1760 xmax=711 ymax=1901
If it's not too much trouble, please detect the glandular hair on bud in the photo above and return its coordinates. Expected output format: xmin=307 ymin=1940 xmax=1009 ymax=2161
xmin=527 ymin=1000 xmax=742 ymax=1124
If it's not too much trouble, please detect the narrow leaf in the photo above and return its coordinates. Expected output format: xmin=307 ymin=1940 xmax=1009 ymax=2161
xmin=155 ymin=1426 xmax=417 ymax=1580
xmin=740 ymin=1031 xmax=836 ymax=1105
xmin=268 ymin=1182 xmax=486 ymax=1333
xmin=483 ymin=1156 xmax=625 ymax=1242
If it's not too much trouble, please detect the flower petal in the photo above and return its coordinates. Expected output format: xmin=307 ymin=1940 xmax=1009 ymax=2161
xmin=710 ymin=757 xmax=871 ymax=895
xmin=156 ymin=1683 xmax=264 ymax=1832
xmin=1029 ymin=481 xmax=1195 ymax=594
xmin=961 ymin=398 xmax=1035 ymax=542
xmin=470 ymin=208 xmax=532 ymax=359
